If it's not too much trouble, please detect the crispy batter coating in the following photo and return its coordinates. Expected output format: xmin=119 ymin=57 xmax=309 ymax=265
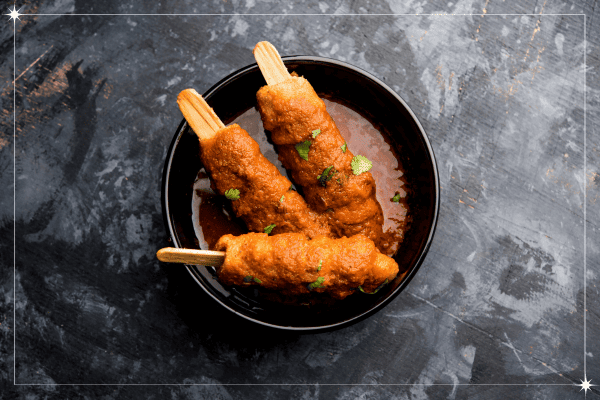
xmin=215 ymin=232 xmax=399 ymax=299
xmin=256 ymin=76 xmax=385 ymax=247
xmin=201 ymin=124 xmax=331 ymax=239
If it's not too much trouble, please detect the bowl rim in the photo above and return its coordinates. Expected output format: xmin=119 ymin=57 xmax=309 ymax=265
xmin=161 ymin=55 xmax=441 ymax=331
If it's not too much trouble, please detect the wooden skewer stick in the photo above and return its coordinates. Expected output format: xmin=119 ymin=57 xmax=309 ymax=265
xmin=253 ymin=41 xmax=291 ymax=86
xmin=156 ymin=247 xmax=225 ymax=267
xmin=177 ymin=88 xmax=225 ymax=141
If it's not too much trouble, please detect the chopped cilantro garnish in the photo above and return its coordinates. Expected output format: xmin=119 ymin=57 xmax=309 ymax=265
xmin=351 ymin=155 xmax=373 ymax=175
xmin=317 ymin=260 xmax=323 ymax=272
xmin=308 ymin=276 xmax=325 ymax=290
xmin=253 ymin=277 xmax=262 ymax=284
xmin=224 ymin=188 xmax=240 ymax=200
xmin=295 ymin=140 xmax=312 ymax=161
xmin=317 ymin=165 xmax=336 ymax=187
xmin=289 ymin=184 xmax=294 ymax=190
xmin=341 ymin=142 xmax=347 ymax=153
xmin=243 ymin=275 xmax=253 ymax=283
xmin=264 ymin=224 xmax=276 ymax=234
xmin=312 ymin=129 xmax=321 ymax=138
xmin=358 ymin=279 xmax=389 ymax=294
xmin=280 ymin=195 xmax=285 ymax=203
xmin=392 ymin=192 xmax=401 ymax=202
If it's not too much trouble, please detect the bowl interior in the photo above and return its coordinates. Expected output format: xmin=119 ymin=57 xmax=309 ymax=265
xmin=162 ymin=57 xmax=440 ymax=331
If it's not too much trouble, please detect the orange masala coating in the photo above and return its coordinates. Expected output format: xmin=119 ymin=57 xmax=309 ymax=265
xmin=256 ymin=76 xmax=385 ymax=248
xmin=214 ymin=232 xmax=399 ymax=299
xmin=200 ymin=123 xmax=331 ymax=239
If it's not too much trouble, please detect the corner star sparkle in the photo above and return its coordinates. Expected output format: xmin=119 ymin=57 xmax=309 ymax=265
xmin=575 ymin=375 xmax=596 ymax=396
xmin=6 ymin=6 xmax=22 ymax=21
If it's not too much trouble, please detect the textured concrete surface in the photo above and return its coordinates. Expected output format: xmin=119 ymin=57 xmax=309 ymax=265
xmin=1 ymin=0 xmax=598 ymax=399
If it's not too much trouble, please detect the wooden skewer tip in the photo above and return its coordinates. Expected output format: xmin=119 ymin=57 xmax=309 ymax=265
xmin=157 ymin=247 xmax=225 ymax=267
xmin=177 ymin=88 xmax=225 ymax=141
xmin=253 ymin=41 xmax=291 ymax=86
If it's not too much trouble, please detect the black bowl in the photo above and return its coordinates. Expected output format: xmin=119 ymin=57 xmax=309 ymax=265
xmin=161 ymin=56 xmax=440 ymax=331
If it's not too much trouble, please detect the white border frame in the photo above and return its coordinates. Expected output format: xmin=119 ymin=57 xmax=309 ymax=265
xmin=7 ymin=8 xmax=590 ymax=392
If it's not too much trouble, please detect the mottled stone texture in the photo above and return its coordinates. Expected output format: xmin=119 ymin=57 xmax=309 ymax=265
xmin=0 ymin=0 xmax=598 ymax=399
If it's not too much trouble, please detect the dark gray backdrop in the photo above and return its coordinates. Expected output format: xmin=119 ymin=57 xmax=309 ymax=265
xmin=1 ymin=0 xmax=598 ymax=399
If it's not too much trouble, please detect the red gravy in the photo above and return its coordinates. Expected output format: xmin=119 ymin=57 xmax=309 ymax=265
xmin=192 ymin=99 xmax=408 ymax=255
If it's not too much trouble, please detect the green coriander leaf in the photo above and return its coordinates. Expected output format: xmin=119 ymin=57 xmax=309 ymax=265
xmin=317 ymin=165 xmax=336 ymax=187
xmin=253 ymin=277 xmax=262 ymax=284
xmin=264 ymin=224 xmax=276 ymax=234
xmin=372 ymin=279 xmax=389 ymax=294
xmin=341 ymin=142 xmax=347 ymax=153
xmin=280 ymin=195 xmax=285 ymax=203
xmin=224 ymin=188 xmax=240 ymax=201
xmin=358 ymin=279 xmax=389 ymax=294
xmin=307 ymin=276 xmax=325 ymax=290
xmin=243 ymin=275 xmax=253 ymax=283
xmin=312 ymin=129 xmax=321 ymax=138
xmin=351 ymin=155 xmax=373 ymax=175
xmin=392 ymin=192 xmax=401 ymax=202
xmin=295 ymin=140 xmax=312 ymax=161
xmin=289 ymin=184 xmax=294 ymax=190
xmin=317 ymin=260 xmax=322 ymax=272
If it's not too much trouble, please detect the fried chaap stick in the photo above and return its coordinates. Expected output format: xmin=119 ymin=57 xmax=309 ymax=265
xmin=215 ymin=232 xmax=398 ymax=299
xmin=157 ymin=233 xmax=398 ymax=299
xmin=178 ymin=89 xmax=331 ymax=239
xmin=253 ymin=42 xmax=386 ymax=249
